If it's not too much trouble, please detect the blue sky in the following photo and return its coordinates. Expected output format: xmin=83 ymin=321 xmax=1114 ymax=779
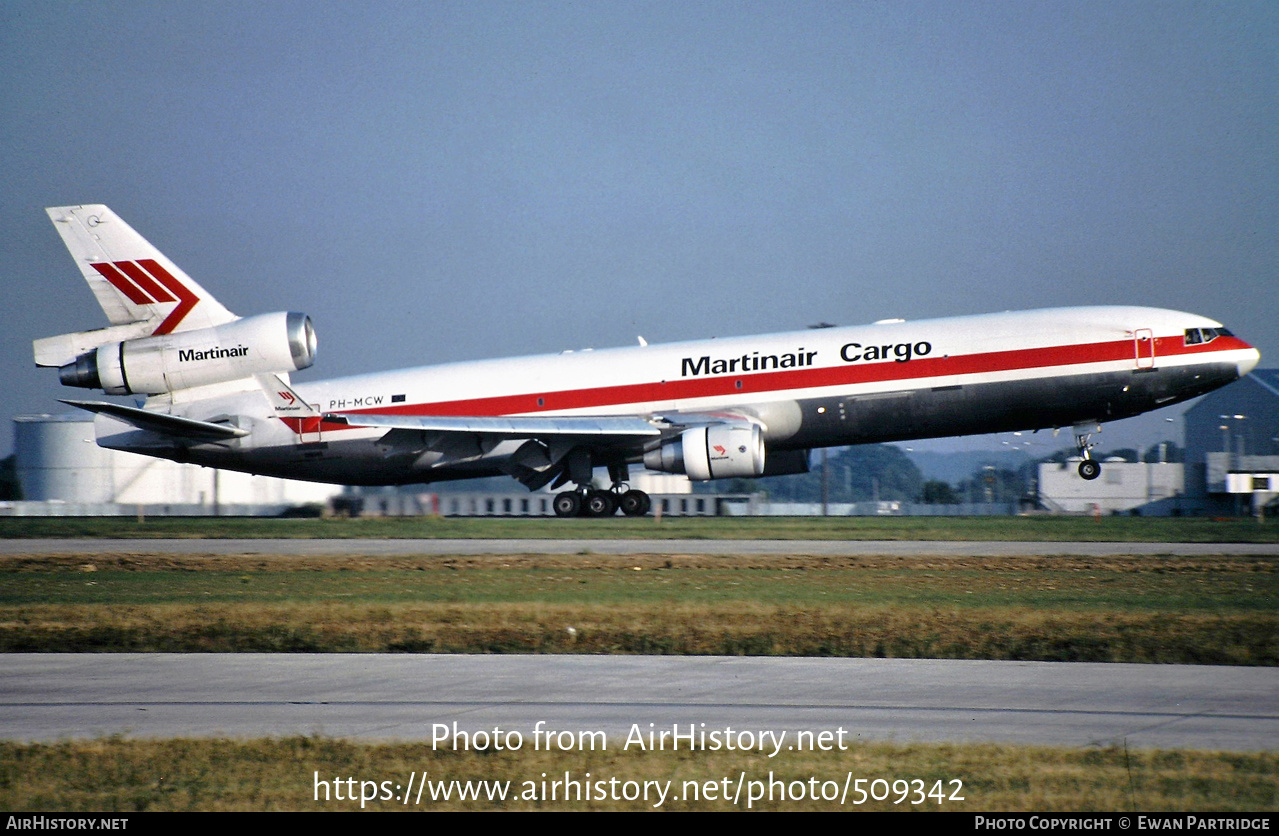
xmin=2 ymin=1 xmax=1274 ymax=457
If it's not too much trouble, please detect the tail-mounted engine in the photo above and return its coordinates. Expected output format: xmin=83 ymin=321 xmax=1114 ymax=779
xmin=643 ymin=422 xmax=765 ymax=480
xmin=57 ymin=311 xmax=316 ymax=395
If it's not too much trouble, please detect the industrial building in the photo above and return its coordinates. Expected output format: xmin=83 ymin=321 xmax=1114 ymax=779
xmin=1038 ymin=458 xmax=1185 ymax=515
xmin=1184 ymin=368 xmax=1279 ymax=515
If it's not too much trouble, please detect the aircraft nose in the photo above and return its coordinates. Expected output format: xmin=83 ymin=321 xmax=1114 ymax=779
xmin=1238 ymin=346 xmax=1261 ymax=378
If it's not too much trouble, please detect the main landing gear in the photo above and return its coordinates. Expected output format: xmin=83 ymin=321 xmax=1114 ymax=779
xmin=549 ymin=454 xmax=652 ymax=517
xmin=1074 ymin=424 xmax=1102 ymax=481
xmin=551 ymin=460 xmax=652 ymax=517
xmin=553 ymin=486 xmax=652 ymax=517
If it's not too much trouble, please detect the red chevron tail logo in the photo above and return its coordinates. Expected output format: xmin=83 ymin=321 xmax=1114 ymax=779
xmin=91 ymin=259 xmax=199 ymax=335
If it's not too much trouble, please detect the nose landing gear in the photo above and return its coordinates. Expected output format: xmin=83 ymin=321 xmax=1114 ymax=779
xmin=1074 ymin=423 xmax=1102 ymax=480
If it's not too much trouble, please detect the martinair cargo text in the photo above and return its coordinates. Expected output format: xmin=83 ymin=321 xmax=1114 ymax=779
xmin=36 ymin=205 xmax=1261 ymax=516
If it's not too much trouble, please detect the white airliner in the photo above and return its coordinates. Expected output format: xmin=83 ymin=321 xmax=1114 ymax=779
xmin=36 ymin=205 xmax=1261 ymax=516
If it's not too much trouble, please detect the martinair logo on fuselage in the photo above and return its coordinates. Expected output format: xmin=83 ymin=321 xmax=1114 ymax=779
xmin=679 ymin=340 xmax=933 ymax=377
xmin=178 ymin=345 xmax=249 ymax=363
xmin=681 ymin=348 xmax=818 ymax=377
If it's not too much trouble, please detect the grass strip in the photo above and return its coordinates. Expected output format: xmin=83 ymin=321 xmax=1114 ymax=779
xmin=3 ymin=554 xmax=1274 ymax=663
xmin=1 ymin=737 xmax=1273 ymax=811
xmin=2 ymin=603 xmax=1273 ymax=663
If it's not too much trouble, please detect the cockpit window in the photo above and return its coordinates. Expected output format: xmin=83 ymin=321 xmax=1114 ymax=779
xmin=1184 ymin=327 xmax=1225 ymax=346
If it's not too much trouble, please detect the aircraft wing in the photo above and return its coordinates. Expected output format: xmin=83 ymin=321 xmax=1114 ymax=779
xmin=324 ymin=411 xmax=669 ymax=491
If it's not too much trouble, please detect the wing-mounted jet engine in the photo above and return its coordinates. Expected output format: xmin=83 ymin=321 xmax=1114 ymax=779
xmin=643 ymin=422 xmax=766 ymax=480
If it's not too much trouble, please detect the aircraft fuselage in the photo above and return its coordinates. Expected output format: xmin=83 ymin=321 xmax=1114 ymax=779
xmin=102 ymin=305 xmax=1256 ymax=486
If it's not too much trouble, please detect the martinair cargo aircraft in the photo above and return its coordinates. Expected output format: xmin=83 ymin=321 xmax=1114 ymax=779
xmin=36 ymin=205 xmax=1261 ymax=516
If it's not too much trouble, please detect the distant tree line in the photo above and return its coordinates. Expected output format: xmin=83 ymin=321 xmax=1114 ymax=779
xmin=0 ymin=455 xmax=19 ymax=501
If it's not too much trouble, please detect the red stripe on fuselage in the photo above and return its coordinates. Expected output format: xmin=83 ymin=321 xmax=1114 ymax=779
xmin=290 ymin=334 xmax=1250 ymax=435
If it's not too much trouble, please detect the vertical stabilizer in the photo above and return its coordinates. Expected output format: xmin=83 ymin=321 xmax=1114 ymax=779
xmin=45 ymin=205 xmax=236 ymax=333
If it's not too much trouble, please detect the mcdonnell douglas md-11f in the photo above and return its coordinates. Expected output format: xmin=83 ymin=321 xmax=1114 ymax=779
xmin=36 ymin=205 xmax=1261 ymax=516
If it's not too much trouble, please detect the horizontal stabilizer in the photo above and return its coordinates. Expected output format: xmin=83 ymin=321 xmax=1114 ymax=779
xmin=34 ymin=322 xmax=157 ymax=368
xmin=324 ymin=412 xmax=661 ymax=439
xmin=60 ymin=399 xmax=249 ymax=440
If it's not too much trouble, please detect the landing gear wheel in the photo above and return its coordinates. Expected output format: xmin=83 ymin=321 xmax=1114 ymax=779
xmin=584 ymin=490 xmax=617 ymax=517
xmin=619 ymin=489 xmax=651 ymax=517
xmin=1078 ymin=459 xmax=1101 ymax=481
xmin=553 ymin=491 xmax=582 ymax=517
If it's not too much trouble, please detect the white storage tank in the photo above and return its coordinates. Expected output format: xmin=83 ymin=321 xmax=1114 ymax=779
xmin=14 ymin=414 xmax=117 ymax=502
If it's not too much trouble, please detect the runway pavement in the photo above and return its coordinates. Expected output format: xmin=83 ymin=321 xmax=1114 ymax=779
xmin=3 ymin=655 xmax=1276 ymax=751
